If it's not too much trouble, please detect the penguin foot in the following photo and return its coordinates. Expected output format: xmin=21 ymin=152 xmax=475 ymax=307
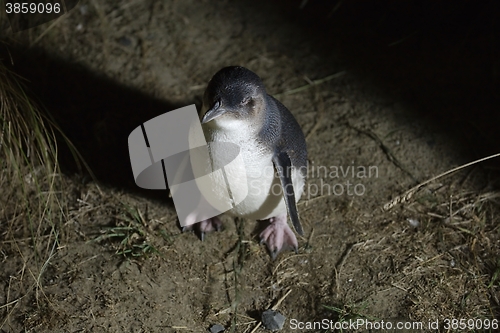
xmin=259 ymin=213 xmax=298 ymax=260
xmin=182 ymin=216 xmax=223 ymax=241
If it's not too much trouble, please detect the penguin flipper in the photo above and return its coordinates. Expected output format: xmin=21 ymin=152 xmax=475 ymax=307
xmin=272 ymin=151 xmax=304 ymax=236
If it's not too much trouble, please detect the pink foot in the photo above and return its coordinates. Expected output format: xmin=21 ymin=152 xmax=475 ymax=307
xmin=259 ymin=213 xmax=298 ymax=260
xmin=182 ymin=216 xmax=223 ymax=241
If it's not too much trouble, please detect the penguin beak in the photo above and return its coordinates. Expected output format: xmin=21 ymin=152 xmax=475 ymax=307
xmin=202 ymin=100 xmax=225 ymax=124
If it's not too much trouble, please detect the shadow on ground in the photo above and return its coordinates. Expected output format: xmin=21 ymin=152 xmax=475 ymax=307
xmin=0 ymin=44 xmax=187 ymax=204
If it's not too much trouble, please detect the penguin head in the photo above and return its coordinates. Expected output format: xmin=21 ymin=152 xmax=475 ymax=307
xmin=201 ymin=66 xmax=267 ymax=127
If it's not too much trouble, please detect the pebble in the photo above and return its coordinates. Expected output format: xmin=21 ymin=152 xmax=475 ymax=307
xmin=209 ymin=324 xmax=224 ymax=333
xmin=262 ymin=309 xmax=286 ymax=331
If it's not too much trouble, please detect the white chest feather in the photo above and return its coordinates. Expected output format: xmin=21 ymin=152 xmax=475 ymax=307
xmin=201 ymin=121 xmax=304 ymax=220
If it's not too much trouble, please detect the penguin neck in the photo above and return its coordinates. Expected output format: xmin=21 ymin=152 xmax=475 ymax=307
xmin=203 ymin=101 xmax=272 ymax=144
xmin=203 ymin=115 xmax=261 ymax=144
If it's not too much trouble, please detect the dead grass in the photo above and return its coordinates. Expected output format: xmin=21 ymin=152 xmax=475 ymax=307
xmin=0 ymin=55 xmax=69 ymax=329
xmin=370 ymin=171 xmax=499 ymax=325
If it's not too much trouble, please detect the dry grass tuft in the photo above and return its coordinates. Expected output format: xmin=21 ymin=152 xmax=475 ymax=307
xmin=376 ymin=173 xmax=500 ymax=324
xmin=0 ymin=55 xmax=69 ymax=329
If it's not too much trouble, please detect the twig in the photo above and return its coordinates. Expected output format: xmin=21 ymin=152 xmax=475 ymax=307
xmin=273 ymin=71 xmax=346 ymax=98
xmin=271 ymin=288 xmax=293 ymax=310
xmin=229 ymin=217 xmax=247 ymax=332
xmin=349 ymin=123 xmax=418 ymax=183
xmin=273 ymin=254 xmax=308 ymax=275
xmin=384 ymin=152 xmax=500 ymax=211
xmin=31 ymin=14 xmax=67 ymax=46
xmin=334 ymin=242 xmax=363 ymax=294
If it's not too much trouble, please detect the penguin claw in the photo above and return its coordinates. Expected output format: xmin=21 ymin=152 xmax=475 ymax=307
xmin=271 ymin=248 xmax=278 ymax=261
xmin=183 ymin=217 xmax=223 ymax=241
xmin=259 ymin=213 xmax=299 ymax=259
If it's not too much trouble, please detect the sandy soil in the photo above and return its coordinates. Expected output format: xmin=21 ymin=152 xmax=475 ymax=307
xmin=1 ymin=0 xmax=499 ymax=332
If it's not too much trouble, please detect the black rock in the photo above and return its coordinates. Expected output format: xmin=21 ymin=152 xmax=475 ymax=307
xmin=209 ymin=324 xmax=225 ymax=333
xmin=262 ymin=309 xmax=286 ymax=331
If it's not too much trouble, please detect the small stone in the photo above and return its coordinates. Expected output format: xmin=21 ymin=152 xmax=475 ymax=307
xmin=407 ymin=218 xmax=419 ymax=228
xmin=209 ymin=324 xmax=225 ymax=333
xmin=262 ymin=309 xmax=286 ymax=331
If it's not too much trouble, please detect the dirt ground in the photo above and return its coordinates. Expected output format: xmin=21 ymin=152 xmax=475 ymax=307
xmin=1 ymin=0 xmax=499 ymax=332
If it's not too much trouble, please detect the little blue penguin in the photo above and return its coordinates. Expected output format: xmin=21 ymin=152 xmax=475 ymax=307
xmin=188 ymin=66 xmax=308 ymax=259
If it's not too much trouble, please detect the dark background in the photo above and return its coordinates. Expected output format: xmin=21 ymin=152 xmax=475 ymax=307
xmin=2 ymin=0 xmax=499 ymax=186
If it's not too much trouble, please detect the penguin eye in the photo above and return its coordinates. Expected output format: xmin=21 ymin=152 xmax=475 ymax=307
xmin=241 ymin=97 xmax=252 ymax=106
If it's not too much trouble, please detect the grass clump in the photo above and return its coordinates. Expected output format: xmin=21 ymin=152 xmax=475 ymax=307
xmin=0 ymin=54 xmax=69 ymax=329
xmin=92 ymin=202 xmax=161 ymax=258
